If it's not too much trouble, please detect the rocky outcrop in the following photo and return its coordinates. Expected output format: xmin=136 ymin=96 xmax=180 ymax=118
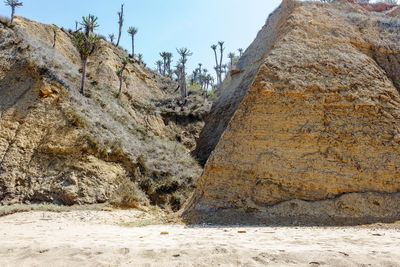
xmin=185 ymin=0 xmax=400 ymax=225
xmin=0 ymin=17 xmax=209 ymax=210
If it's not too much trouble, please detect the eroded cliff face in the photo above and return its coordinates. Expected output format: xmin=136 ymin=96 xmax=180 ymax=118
xmin=185 ymin=0 xmax=400 ymax=225
xmin=0 ymin=17 xmax=209 ymax=210
xmin=193 ymin=0 xmax=298 ymax=165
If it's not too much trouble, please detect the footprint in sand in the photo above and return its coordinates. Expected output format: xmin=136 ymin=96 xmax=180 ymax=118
xmin=118 ymin=248 xmax=130 ymax=255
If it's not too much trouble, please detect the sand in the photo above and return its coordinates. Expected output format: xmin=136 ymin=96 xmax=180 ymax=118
xmin=0 ymin=210 xmax=399 ymax=267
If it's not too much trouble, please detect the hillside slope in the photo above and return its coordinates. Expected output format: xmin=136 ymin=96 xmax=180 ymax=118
xmin=185 ymin=0 xmax=400 ymax=225
xmin=0 ymin=17 xmax=209 ymax=210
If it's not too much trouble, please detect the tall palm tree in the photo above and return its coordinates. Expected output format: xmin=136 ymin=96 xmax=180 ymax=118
xmin=160 ymin=52 xmax=169 ymax=76
xmin=116 ymin=4 xmax=124 ymax=46
xmin=211 ymin=44 xmax=220 ymax=86
xmin=218 ymin=41 xmax=225 ymax=83
xmin=80 ymin=14 xmax=99 ymax=37
xmin=156 ymin=60 xmax=163 ymax=74
xmin=165 ymin=52 xmax=173 ymax=77
xmin=4 ymin=0 xmax=23 ymax=24
xmin=228 ymin=52 xmax=236 ymax=68
xmin=222 ymin=64 xmax=228 ymax=79
xmin=74 ymin=32 xmax=99 ymax=95
xmin=127 ymin=27 xmax=138 ymax=58
xmin=201 ymin=68 xmax=208 ymax=89
xmin=176 ymin=48 xmax=193 ymax=104
xmin=177 ymin=48 xmax=192 ymax=70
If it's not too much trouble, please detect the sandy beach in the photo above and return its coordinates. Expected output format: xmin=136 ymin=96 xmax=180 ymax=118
xmin=0 ymin=210 xmax=399 ymax=267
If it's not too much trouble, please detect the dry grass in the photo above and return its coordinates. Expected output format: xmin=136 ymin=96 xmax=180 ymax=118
xmin=0 ymin=204 xmax=110 ymax=218
xmin=0 ymin=16 xmax=10 ymax=27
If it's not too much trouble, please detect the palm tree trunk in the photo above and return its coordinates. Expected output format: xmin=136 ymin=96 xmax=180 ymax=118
xmin=80 ymin=58 xmax=87 ymax=94
xmin=180 ymin=79 xmax=187 ymax=104
xmin=219 ymin=50 xmax=223 ymax=85
xmin=163 ymin=58 xmax=166 ymax=76
xmin=213 ymin=50 xmax=220 ymax=85
xmin=10 ymin=7 xmax=15 ymax=24
xmin=131 ymin=35 xmax=134 ymax=58
xmin=117 ymin=26 xmax=122 ymax=47
xmin=133 ymin=37 xmax=135 ymax=59
xmin=180 ymin=66 xmax=187 ymax=104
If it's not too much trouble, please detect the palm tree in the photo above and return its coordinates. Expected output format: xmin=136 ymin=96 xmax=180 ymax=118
xmin=222 ymin=64 xmax=228 ymax=79
xmin=165 ymin=52 xmax=173 ymax=77
xmin=176 ymin=48 xmax=193 ymax=104
xmin=211 ymin=44 xmax=220 ymax=86
xmin=74 ymin=32 xmax=99 ymax=95
xmin=108 ymin=34 xmax=115 ymax=44
xmin=116 ymin=4 xmax=124 ymax=46
xmin=201 ymin=69 xmax=208 ymax=89
xmin=80 ymin=14 xmax=99 ymax=37
xmin=160 ymin=52 xmax=169 ymax=76
xmin=238 ymin=48 xmax=244 ymax=57
xmin=156 ymin=60 xmax=163 ymax=74
xmin=127 ymin=27 xmax=138 ymax=58
xmin=4 ymin=0 xmax=23 ymax=24
xmin=191 ymin=70 xmax=198 ymax=85
xmin=116 ymin=57 xmax=129 ymax=98
xmin=228 ymin=52 xmax=235 ymax=68
xmin=218 ymin=41 xmax=225 ymax=82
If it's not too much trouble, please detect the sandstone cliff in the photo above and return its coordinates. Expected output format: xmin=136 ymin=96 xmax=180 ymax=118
xmin=0 ymin=17 xmax=209 ymax=210
xmin=185 ymin=0 xmax=400 ymax=225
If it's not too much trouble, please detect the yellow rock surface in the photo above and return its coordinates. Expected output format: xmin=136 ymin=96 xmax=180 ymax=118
xmin=186 ymin=0 xmax=400 ymax=224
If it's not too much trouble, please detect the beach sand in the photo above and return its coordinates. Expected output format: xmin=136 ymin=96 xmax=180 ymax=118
xmin=0 ymin=210 xmax=399 ymax=267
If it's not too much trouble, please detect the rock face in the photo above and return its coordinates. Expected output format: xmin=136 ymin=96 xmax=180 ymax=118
xmin=0 ymin=17 xmax=209 ymax=210
xmin=185 ymin=0 xmax=400 ymax=224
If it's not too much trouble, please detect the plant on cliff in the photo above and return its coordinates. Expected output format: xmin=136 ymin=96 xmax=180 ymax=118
xmin=116 ymin=57 xmax=129 ymax=98
xmin=176 ymin=47 xmax=193 ymax=104
xmin=74 ymin=33 xmax=99 ymax=95
xmin=138 ymin=54 xmax=144 ymax=66
xmin=228 ymin=52 xmax=236 ymax=69
xmin=238 ymin=48 xmax=244 ymax=57
xmin=74 ymin=15 xmax=99 ymax=95
xmin=165 ymin=52 xmax=173 ymax=77
xmin=158 ymin=52 xmax=173 ymax=77
xmin=116 ymin=4 xmax=124 ymax=46
xmin=156 ymin=60 xmax=163 ymax=74
xmin=160 ymin=52 xmax=168 ymax=76
xmin=0 ymin=15 xmax=10 ymax=26
xmin=80 ymin=14 xmax=99 ymax=36
xmin=211 ymin=45 xmax=219 ymax=86
xmin=127 ymin=26 xmax=138 ymax=58
xmin=4 ymin=0 xmax=22 ymax=24
xmin=211 ymin=41 xmax=225 ymax=88
xmin=108 ymin=33 xmax=115 ymax=44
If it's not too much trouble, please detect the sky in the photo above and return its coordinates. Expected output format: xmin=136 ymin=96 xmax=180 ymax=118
xmin=0 ymin=0 xmax=281 ymax=76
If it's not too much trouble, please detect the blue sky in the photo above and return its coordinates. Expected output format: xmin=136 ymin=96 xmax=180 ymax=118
xmin=1 ymin=0 xmax=281 ymax=76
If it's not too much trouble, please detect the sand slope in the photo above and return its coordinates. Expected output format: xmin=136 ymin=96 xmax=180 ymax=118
xmin=0 ymin=211 xmax=399 ymax=267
